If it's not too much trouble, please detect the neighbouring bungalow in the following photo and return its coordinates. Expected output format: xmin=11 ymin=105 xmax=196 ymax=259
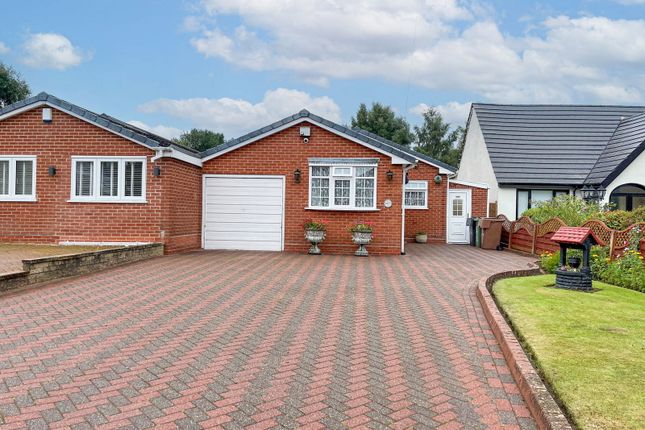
xmin=458 ymin=103 xmax=645 ymax=219
xmin=0 ymin=92 xmax=488 ymax=254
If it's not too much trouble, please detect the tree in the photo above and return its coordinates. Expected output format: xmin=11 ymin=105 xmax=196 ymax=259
xmin=172 ymin=128 xmax=225 ymax=152
xmin=413 ymin=108 xmax=465 ymax=167
xmin=351 ymin=102 xmax=414 ymax=146
xmin=0 ymin=63 xmax=30 ymax=107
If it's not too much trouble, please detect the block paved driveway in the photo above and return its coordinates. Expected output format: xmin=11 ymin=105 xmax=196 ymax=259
xmin=0 ymin=244 xmax=537 ymax=430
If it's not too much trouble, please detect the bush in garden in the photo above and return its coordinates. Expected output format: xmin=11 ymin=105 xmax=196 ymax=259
xmin=593 ymin=207 xmax=645 ymax=230
xmin=522 ymin=195 xmax=602 ymax=226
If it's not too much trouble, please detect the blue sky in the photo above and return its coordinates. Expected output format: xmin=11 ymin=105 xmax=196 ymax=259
xmin=1 ymin=0 xmax=644 ymax=139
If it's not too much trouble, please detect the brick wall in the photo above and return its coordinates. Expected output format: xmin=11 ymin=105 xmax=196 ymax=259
xmin=202 ymin=122 xmax=404 ymax=255
xmin=0 ymin=107 xmax=201 ymax=253
xmin=404 ymin=163 xmax=449 ymax=243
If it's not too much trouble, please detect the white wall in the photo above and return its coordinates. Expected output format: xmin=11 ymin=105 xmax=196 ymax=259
xmin=603 ymin=150 xmax=645 ymax=204
xmin=498 ymin=188 xmax=517 ymax=219
xmin=457 ymin=112 xmax=499 ymax=202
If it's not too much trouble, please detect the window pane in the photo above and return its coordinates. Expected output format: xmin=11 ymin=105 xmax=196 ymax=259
xmin=310 ymin=177 xmax=329 ymax=207
xmin=355 ymin=167 xmax=375 ymax=178
xmin=405 ymin=190 xmax=426 ymax=207
xmin=452 ymin=197 xmax=463 ymax=216
xmin=0 ymin=161 xmax=8 ymax=195
xmin=531 ymin=190 xmax=553 ymax=203
xmin=355 ymin=178 xmax=374 ymax=207
xmin=100 ymin=162 xmax=119 ymax=196
xmin=406 ymin=181 xmax=427 ymax=190
xmin=76 ymin=161 xmax=94 ymax=197
xmin=334 ymin=179 xmax=350 ymax=206
xmin=125 ymin=161 xmax=143 ymax=197
xmin=333 ymin=167 xmax=352 ymax=176
xmin=517 ymin=191 xmax=529 ymax=215
xmin=311 ymin=166 xmax=329 ymax=177
xmin=15 ymin=160 xmax=33 ymax=195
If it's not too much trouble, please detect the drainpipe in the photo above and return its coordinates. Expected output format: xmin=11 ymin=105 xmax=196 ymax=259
xmin=401 ymin=162 xmax=417 ymax=254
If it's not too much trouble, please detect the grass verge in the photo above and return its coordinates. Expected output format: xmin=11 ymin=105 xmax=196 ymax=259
xmin=493 ymin=274 xmax=644 ymax=430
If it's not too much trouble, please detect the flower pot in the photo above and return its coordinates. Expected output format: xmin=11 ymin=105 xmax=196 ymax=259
xmin=351 ymin=231 xmax=373 ymax=256
xmin=415 ymin=233 xmax=428 ymax=244
xmin=305 ymin=229 xmax=326 ymax=255
xmin=567 ymin=256 xmax=581 ymax=269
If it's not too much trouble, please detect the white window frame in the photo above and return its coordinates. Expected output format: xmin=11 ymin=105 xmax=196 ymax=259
xmin=307 ymin=163 xmax=378 ymax=211
xmin=0 ymin=156 xmax=37 ymax=202
xmin=69 ymin=156 xmax=147 ymax=203
xmin=404 ymin=180 xmax=428 ymax=209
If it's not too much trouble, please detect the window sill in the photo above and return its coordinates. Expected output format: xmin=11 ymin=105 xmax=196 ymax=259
xmin=305 ymin=207 xmax=380 ymax=212
xmin=405 ymin=206 xmax=428 ymax=210
xmin=0 ymin=196 xmax=37 ymax=202
xmin=67 ymin=199 xmax=148 ymax=204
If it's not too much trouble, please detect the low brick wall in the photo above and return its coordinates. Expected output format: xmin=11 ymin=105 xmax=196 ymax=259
xmin=0 ymin=244 xmax=164 ymax=293
xmin=476 ymin=269 xmax=573 ymax=430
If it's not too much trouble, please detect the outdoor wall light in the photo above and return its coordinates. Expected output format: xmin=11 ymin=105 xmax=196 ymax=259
xmin=48 ymin=166 xmax=57 ymax=176
xmin=153 ymin=166 xmax=161 ymax=177
xmin=294 ymin=168 xmax=302 ymax=183
xmin=386 ymin=170 xmax=394 ymax=181
xmin=434 ymin=174 xmax=443 ymax=184
xmin=581 ymin=184 xmax=605 ymax=202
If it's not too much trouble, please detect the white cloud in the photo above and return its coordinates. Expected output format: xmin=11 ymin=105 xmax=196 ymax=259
xmin=188 ymin=1 xmax=645 ymax=104
xmin=0 ymin=42 xmax=9 ymax=54
xmin=127 ymin=120 xmax=183 ymax=140
xmin=410 ymin=101 xmax=471 ymax=127
xmin=22 ymin=33 xmax=88 ymax=70
xmin=138 ymin=88 xmax=341 ymax=137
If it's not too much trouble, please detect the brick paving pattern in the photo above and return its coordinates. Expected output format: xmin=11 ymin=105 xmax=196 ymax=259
xmin=0 ymin=244 xmax=537 ymax=429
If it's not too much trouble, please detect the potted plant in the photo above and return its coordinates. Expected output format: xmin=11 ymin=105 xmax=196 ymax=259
xmin=303 ymin=219 xmax=327 ymax=254
xmin=415 ymin=231 xmax=428 ymax=243
xmin=349 ymin=222 xmax=373 ymax=256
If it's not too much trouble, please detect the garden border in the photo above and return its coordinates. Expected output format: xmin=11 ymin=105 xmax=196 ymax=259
xmin=476 ymin=268 xmax=573 ymax=430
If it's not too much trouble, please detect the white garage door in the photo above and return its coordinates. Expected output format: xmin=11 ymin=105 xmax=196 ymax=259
xmin=203 ymin=176 xmax=285 ymax=251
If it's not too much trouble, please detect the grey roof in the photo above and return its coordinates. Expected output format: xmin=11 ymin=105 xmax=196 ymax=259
xmin=586 ymin=112 xmax=645 ymax=185
xmin=201 ymin=109 xmax=456 ymax=171
xmin=472 ymin=103 xmax=645 ymax=186
xmin=0 ymin=92 xmax=199 ymax=156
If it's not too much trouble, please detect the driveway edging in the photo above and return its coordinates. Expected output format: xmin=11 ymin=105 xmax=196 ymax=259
xmin=476 ymin=269 xmax=573 ymax=430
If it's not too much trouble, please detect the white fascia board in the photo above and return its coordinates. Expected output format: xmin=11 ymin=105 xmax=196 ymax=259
xmin=450 ymin=179 xmax=490 ymax=189
xmin=202 ymin=117 xmax=414 ymax=165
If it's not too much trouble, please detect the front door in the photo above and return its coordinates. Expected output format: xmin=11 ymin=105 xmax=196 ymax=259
xmin=448 ymin=190 xmax=470 ymax=244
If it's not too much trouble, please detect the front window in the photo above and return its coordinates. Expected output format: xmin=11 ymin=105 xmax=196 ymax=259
xmin=517 ymin=189 xmax=569 ymax=218
xmin=404 ymin=181 xmax=428 ymax=209
xmin=309 ymin=164 xmax=376 ymax=210
xmin=0 ymin=156 xmax=37 ymax=201
xmin=71 ymin=157 xmax=146 ymax=203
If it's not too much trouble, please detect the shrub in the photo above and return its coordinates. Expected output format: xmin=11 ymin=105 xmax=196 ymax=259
xmin=303 ymin=219 xmax=328 ymax=231
xmin=539 ymin=251 xmax=560 ymax=274
xmin=593 ymin=207 xmax=645 ymax=230
xmin=522 ymin=195 xmax=601 ymax=226
xmin=348 ymin=222 xmax=374 ymax=233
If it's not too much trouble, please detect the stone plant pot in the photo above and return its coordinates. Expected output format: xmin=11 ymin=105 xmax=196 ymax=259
xmin=351 ymin=231 xmax=373 ymax=257
xmin=415 ymin=233 xmax=428 ymax=244
xmin=305 ymin=229 xmax=326 ymax=255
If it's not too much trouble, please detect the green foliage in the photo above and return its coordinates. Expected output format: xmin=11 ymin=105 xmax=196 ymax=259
xmin=413 ymin=108 xmax=465 ymax=167
xmin=0 ymin=62 xmax=30 ymax=107
xmin=172 ymin=128 xmax=224 ymax=153
xmin=539 ymin=245 xmax=644 ymax=292
xmin=594 ymin=206 xmax=645 ymax=230
xmin=522 ymin=194 xmax=601 ymax=226
xmin=351 ymin=102 xmax=414 ymax=146
xmin=303 ymin=219 xmax=327 ymax=231
xmin=348 ymin=222 xmax=373 ymax=233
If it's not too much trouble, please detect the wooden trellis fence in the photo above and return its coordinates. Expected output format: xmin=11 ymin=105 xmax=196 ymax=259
xmin=495 ymin=214 xmax=644 ymax=259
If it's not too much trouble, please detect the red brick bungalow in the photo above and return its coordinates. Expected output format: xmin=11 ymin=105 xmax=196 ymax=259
xmin=0 ymin=93 xmax=488 ymax=255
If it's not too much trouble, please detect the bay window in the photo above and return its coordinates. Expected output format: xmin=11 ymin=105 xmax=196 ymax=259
xmin=70 ymin=157 xmax=146 ymax=203
xmin=0 ymin=156 xmax=37 ymax=201
xmin=308 ymin=160 xmax=377 ymax=210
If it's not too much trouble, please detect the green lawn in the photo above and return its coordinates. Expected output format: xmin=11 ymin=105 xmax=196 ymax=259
xmin=493 ymin=275 xmax=645 ymax=430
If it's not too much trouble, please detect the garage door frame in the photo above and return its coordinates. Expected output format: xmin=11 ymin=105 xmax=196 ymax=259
xmin=201 ymin=174 xmax=286 ymax=251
